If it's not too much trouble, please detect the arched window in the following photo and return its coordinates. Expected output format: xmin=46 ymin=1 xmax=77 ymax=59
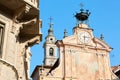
xmin=49 ymin=48 xmax=54 ymax=56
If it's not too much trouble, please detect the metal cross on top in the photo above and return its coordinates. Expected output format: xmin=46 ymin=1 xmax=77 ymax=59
xmin=48 ymin=16 xmax=54 ymax=28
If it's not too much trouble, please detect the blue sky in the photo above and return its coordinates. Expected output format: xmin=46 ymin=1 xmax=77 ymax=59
xmin=30 ymin=0 xmax=120 ymax=75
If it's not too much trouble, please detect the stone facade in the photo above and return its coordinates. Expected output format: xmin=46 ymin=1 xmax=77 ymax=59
xmin=31 ymin=23 xmax=119 ymax=80
xmin=0 ymin=0 xmax=42 ymax=80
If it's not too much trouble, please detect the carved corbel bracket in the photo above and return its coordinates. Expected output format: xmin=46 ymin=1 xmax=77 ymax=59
xmin=27 ymin=35 xmax=41 ymax=47
xmin=13 ymin=4 xmax=31 ymax=23
xmin=11 ymin=4 xmax=32 ymax=34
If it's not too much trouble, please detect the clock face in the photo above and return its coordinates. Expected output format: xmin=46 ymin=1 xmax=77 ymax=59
xmin=79 ymin=31 xmax=91 ymax=44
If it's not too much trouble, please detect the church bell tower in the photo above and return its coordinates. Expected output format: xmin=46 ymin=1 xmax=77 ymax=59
xmin=43 ymin=17 xmax=57 ymax=66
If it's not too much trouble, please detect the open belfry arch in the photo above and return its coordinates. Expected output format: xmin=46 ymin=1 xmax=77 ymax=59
xmin=31 ymin=7 xmax=119 ymax=80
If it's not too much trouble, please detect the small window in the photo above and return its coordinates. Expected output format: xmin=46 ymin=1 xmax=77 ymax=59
xmin=49 ymin=48 xmax=54 ymax=56
xmin=50 ymin=38 xmax=53 ymax=40
xmin=0 ymin=22 xmax=5 ymax=57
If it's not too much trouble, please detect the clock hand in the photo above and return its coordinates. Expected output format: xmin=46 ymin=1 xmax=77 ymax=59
xmin=83 ymin=35 xmax=86 ymax=43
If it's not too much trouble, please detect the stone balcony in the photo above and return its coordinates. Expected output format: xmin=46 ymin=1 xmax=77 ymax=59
xmin=0 ymin=0 xmax=39 ymax=10
xmin=19 ymin=18 xmax=42 ymax=45
xmin=0 ymin=0 xmax=39 ymax=22
xmin=0 ymin=0 xmax=42 ymax=45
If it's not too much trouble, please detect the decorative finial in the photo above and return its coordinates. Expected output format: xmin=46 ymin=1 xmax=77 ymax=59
xmin=100 ymin=34 xmax=104 ymax=40
xmin=48 ymin=16 xmax=54 ymax=28
xmin=63 ymin=29 xmax=68 ymax=38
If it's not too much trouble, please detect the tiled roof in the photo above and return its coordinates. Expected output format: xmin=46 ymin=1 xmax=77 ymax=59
xmin=111 ymin=65 xmax=120 ymax=73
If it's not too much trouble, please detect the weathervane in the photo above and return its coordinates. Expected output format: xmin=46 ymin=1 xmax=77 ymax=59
xmin=80 ymin=3 xmax=84 ymax=10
